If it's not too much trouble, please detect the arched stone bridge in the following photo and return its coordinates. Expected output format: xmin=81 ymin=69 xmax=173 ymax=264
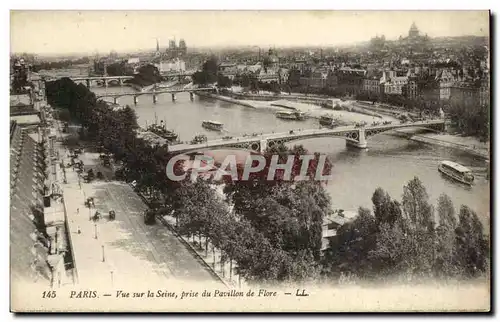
xmin=167 ymin=120 xmax=446 ymax=154
xmin=42 ymin=70 xmax=196 ymax=87
xmin=42 ymin=75 xmax=135 ymax=88
xmin=95 ymin=87 xmax=216 ymax=104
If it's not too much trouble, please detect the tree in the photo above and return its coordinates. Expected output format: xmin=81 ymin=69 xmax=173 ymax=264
xmin=324 ymin=207 xmax=377 ymax=279
xmin=401 ymin=177 xmax=434 ymax=232
xmin=217 ymin=73 xmax=233 ymax=88
xmin=128 ymin=64 xmax=162 ymax=87
xmin=437 ymin=194 xmax=457 ymax=229
xmin=371 ymin=187 xmax=402 ymax=225
xmin=431 ymin=193 xmax=459 ymax=276
xmin=57 ymin=109 xmax=71 ymax=122
xmin=454 ymin=205 xmax=489 ymax=277
xmin=106 ymin=61 xmax=134 ymax=76
xmin=192 ymin=57 xmax=219 ymax=86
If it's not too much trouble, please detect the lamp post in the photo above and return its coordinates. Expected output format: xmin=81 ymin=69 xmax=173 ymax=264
xmin=94 ymin=223 xmax=98 ymax=239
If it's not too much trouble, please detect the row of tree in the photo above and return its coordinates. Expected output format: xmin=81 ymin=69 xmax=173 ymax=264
xmin=32 ymin=57 xmax=90 ymax=72
xmin=355 ymin=91 xmax=444 ymax=115
xmin=323 ymin=177 xmax=489 ymax=281
xmin=447 ymin=101 xmax=489 ymax=142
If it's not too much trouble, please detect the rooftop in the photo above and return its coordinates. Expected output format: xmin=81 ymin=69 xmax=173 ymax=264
xmin=10 ymin=94 xmax=31 ymax=107
xmin=10 ymin=114 xmax=41 ymax=126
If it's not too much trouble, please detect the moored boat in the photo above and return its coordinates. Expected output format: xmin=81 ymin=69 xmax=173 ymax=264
xmin=146 ymin=120 xmax=178 ymax=142
xmin=319 ymin=114 xmax=338 ymax=127
xmin=276 ymin=110 xmax=306 ymax=121
xmin=202 ymin=120 xmax=224 ymax=131
xmin=438 ymin=160 xmax=474 ymax=185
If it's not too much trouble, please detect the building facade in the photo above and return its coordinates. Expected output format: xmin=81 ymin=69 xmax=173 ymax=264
xmin=156 ymin=59 xmax=186 ymax=73
xmin=403 ymin=79 xmax=418 ymax=99
xmin=383 ymin=76 xmax=408 ymax=95
xmin=336 ymin=67 xmax=366 ymax=96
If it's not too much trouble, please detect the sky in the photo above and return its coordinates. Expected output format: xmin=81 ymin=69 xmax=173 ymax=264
xmin=10 ymin=10 xmax=490 ymax=55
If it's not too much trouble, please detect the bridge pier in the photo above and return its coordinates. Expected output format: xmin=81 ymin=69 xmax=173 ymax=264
xmin=153 ymin=94 xmax=158 ymax=104
xmin=113 ymin=97 xmax=118 ymax=105
xmin=346 ymin=129 xmax=367 ymax=149
xmin=171 ymin=93 xmax=176 ymax=102
xmin=133 ymin=96 xmax=138 ymax=105
xmin=118 ymin=78 xmax=123 ymax=86
xmin=104 ymin=79 xmax=108 ymax=88
xmin=86 ymin=79 xmax=91 ymax=88
xmin=189 ymin=92 xmax=194 ymax=101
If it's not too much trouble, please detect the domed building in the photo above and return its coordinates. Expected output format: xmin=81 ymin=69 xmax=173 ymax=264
xmin=408 ymin=22 xmax=420 ymax=39
xmin=267 ymin=48 xmax=279 ymax=68
xmin=399 ymin=22 xmax=430 ymax=51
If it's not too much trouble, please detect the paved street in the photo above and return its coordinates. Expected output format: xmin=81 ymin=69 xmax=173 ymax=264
xmin=63 ymin=168 xmax=223 ymax=288
xmin=57 ymin=128 xmax=223 ymax=288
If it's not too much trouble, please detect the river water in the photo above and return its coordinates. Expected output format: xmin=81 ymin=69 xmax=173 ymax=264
xmin=51 ymin=71 xmax=489 ymax=228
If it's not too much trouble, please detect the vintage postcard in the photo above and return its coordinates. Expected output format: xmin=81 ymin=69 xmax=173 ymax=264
xmin=10 ymin=10 xmax=491 ymax=312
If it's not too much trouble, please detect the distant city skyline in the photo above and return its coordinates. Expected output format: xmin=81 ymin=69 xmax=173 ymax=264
xmin=11 ymin=11 xmax=489 ymax=55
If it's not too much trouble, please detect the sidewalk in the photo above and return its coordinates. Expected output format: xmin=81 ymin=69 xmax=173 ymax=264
xmin=162 ymin=214 xmax=249 ymax=289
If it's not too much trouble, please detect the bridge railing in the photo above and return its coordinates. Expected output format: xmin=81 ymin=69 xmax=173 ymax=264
xmin=168 ymin=120 xmax=446 ymax=152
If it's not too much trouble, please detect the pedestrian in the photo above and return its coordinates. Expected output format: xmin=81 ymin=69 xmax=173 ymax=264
xmin=77 ymin=226 xmax=81 ymax=234
xmin=77 ymin=208 xmax=79 ymax=214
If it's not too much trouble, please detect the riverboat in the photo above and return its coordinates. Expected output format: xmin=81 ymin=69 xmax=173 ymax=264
xmin=319 ymin=115 xmax=338 ymax=127
xmin=276 ymin=110 xmax=306 ymax=121
xmin=146 ymin=120 xmax=178 ymax=142
xmin=202 ymin=120 xmax=224 ymax=131
xmin=438 ymin=160 xmax=475 ymax=185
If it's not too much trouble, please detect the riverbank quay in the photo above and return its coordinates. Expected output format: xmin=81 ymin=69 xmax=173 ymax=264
xmin=223 ymin=90 xmax=332 ymax=106
xmin=410 ymin=133 xmax=490 ymax=160
xmin=226 ymin=90 xmax=405 ymax=117
xmin=195 ymin=91 xmax=257 ymax=108
xmin=210 ymin=90 xmax=395 ymax=122
xmin=353 ymin=101 xmax=406 ymax=117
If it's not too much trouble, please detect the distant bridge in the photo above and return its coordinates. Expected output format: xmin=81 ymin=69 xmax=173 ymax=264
xmin=42 ymin=71 xmax=195 ymax=88
xmin=160 ymin=70 xmax=196 ymax=77
xmin=167 ymin=119 xmax=446 ymax=153
xmin=41 ymin=75 xmax=135 ymax=88
xmin=96 ymin=87 xmax=216 ymax=104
